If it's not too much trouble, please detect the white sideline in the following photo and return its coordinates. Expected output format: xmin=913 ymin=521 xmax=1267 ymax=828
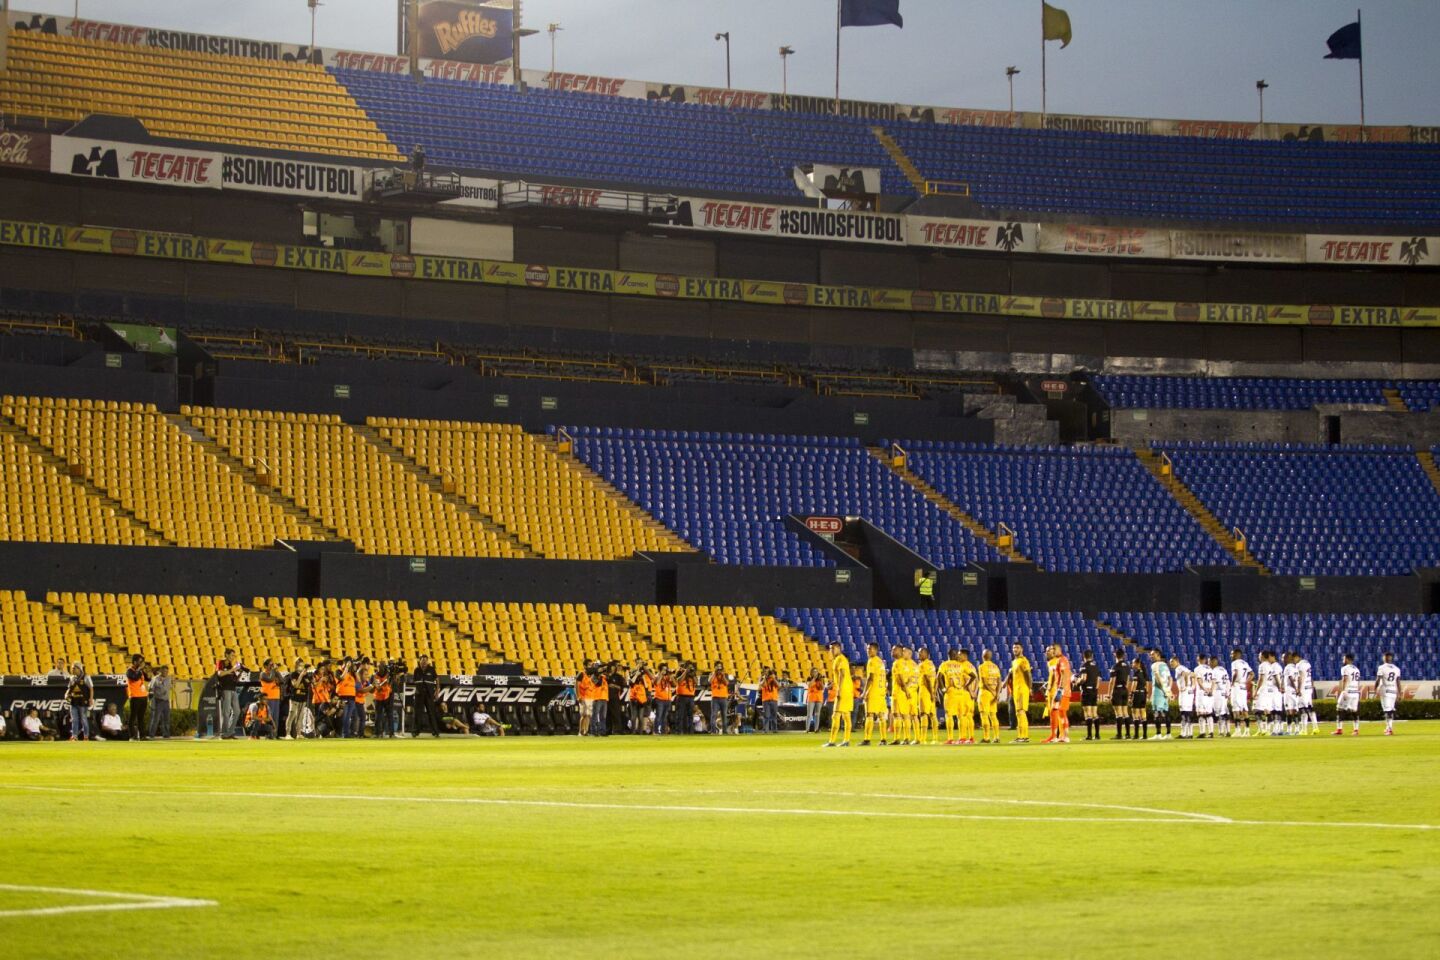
xmin=0 ymin=883 xmax=216 ymax=919
xmin=9 ymin=784 xmax=1438 ymax=831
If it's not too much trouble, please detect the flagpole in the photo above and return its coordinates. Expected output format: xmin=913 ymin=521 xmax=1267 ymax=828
xmin=1356 ymin=8 xmax=1366 ymax=134
xmin=835 ymin=0 xmax=842 ymax=115
xmin=1040 ymin=0 xmax=1047 ymax=117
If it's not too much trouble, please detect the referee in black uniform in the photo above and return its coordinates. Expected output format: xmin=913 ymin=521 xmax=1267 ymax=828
xmin=1129 ymin=655 xmax=1150 ymax=740
xmin=1109 ymin=649 xmax=1131 ymax=740
xmin=1077 ymin=650 xmax=1101 ymax=740
xmin=410 ymin=655 xmax=442 ymax=738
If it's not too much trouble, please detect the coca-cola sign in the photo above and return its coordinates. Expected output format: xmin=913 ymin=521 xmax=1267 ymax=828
xmin=0 ymin=127 xmax=50 ymax=170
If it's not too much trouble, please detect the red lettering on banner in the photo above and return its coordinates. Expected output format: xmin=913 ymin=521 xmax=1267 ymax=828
xmin=424 ymin=60 xmax=510 ymax=84
xmin=538 ymin=185 xmax=600 ymax=208
xmin=1172 ymin=120 xmax=1257 ymax=139
xmin=1063 ymin=227 xmax=1148 ymax=255
xmin=937 ymin=109 xmax=1017 ymax=127
xmin=129 ymin=151 xmax=212 ymax=184
xmin=332 ymin=51 xmax=410 ymax=73
xmin=547 ymin=73 xmax=625 ymax=96
xmin=696 ymin=201 xmax=776 ymax=233
xmin=920 ymin=222 xmax=990 ymax=247
xmin=68 ymin=20 xmax=148 ymax=44
xmin=690 ymin=89 xmax=769 ymax=109
xmin=1320 ymin=240 xmax=1394 ymax=263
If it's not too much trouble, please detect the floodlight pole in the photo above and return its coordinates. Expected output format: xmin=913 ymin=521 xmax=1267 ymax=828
xmin=715 ymin=32 xmax=731 ymax=88
xmin=779 ymin=45 xmax=794 ymax=109
xmin=1006 ymin=65 xmax=1020 ymax=114
xmin=548 ymin=21 xmax=562 ymax=78
xmin=1256 ymin=79 xmax=1268 ymax=124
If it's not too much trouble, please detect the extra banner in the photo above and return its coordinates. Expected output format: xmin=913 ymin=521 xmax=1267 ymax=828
xmin=3 ymin=218 xmax=1437 ymax=329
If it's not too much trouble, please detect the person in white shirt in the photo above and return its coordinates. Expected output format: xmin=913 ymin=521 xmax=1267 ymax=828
xmin=1170 ymin=656 xmax=1196 ymax=740
xmin=1374 ymin=653 xmax=1402 ymax=736
xmin=1194 ymin=658 xmax=1215 ymax=738
xmin=1296 ymin=654 xmax=1317 ymax=735
xmin=21 ymin=708 xmax=52 ymax=741
xmin=1229 ymin=649 xmax=1253 ymax=737
xmin=1254 ymin=650 xmax=1285 ymax=736
xmin=1282 ymin=653 xmax=1301 ymax=736
xmin=1333 ymin=653 xmax=1362 ymax=736
xmin=97 ymin=702 xmax=127 ymax=741
xmin=1208 ymin=655 xmax=1230 ymax=737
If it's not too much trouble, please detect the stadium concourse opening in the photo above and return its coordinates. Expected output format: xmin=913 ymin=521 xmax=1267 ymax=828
xmin=3 ymin=2 xmax=1440 ymax=955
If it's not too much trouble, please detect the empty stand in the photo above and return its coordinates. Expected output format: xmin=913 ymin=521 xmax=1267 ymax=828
xmin=370 ymin=417 xmax=690 ymax=560
xmin=6 ymin=396 xmax=317 ymax=549
xmin=902 ymin=442 xmax=1233 ymax=573
xmin=1 ymin=30 xmax=397 ymax=159
xmin=568 ymin=427 xmax=1002 ymax=567
xmin=260 ymin=596 xmax=491 ymax=678
xmin=56 ymin=592 xmax=313 ymax=679
xmin=188 ymin=407 xmax=524 ymax=558
xmin=1103 ymin=611 xmax=1438 ymax=680
xmin=1094 ymin=376 xmax=1396 ymax=410
xmin=1165 ymin=442 xmax=1440 ymax=576
xmin=615 ymin=604 xmax=825 ymax=681
xmin=435 ymin=600 xmax=652 ymax=678
xmin=0 ymin=589 xmax=126 ymax=675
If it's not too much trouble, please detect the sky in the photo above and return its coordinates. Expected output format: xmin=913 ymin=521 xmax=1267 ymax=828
xmin=15 ymin=0 xmax=1440 ymax=125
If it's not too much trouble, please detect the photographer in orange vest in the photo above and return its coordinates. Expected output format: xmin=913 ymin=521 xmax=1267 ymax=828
xmin=709 ymin=663 xmax=730 ymax=736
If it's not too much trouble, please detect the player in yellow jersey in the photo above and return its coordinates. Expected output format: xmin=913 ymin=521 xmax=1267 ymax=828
xmin=952 ymin=650 xmax=979 ymax=743
xmin=889 ymin=645 xmax=914 ymax=745
xmin=860 ymin=642 xmax=889 ymax=746
xmin=915 ymin=648 xmax=938 ymax=744
xmin=823 ymin=641 xmax=854 ymax=748
xmin=937 ymin=649 xmax=968 ymax=745
xmin=1008 ymin=642 xmax=1032 ymax=743
xmin=977 ymin=649 xmax=1002 ymax=743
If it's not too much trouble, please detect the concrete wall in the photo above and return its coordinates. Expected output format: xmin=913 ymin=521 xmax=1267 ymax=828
xmin=1108 ymin=409 xmax=1323 ymax=445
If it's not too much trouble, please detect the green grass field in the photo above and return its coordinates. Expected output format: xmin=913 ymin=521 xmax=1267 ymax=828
xmin=4 ymin=725 xmax=1440 ymax=959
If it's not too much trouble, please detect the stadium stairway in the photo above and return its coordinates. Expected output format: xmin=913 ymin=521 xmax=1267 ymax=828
xmin=1416 ymin=450 xmax=1440 ymax=499
xmin=1132 ymin=446 xmax=1268 ymax=573
xmin=5 ymin=591 xmax=128 ymax=674
xmin=244 ymin=601 xmax=334 ymax=666
xmin=868 ymin=446 xmax=1033 ymax=565
xmin=870 ymin=127 xmax=927 ymax=193
xmin=1383 ymin=388 xmax=1410 ymax=412
xmin=168 ymin=412 xmax=344 ymax=545
xmin=354 ymin=423 xmax=541 ymax=559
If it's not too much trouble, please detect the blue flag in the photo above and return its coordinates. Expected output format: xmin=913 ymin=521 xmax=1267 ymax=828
xmin=1324 ymin=20 xmax=1361 ymax=59
xmin=841 ymin=0 xmax=903 ymax=28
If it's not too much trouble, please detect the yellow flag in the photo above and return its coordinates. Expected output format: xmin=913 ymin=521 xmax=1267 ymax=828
xmin=1042 ymin=2 xmax=1072 ymax=48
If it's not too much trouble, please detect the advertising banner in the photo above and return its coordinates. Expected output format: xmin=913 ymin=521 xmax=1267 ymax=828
xmin=1 ymin=674 xmax=127 ymax=718
xmin=6 ymin=218 xmax=1440 ymax=329
xmin=656 ymin=196 xmax=906 ymax=246
xmin=51 ymin=135 xmax=221 ymax=189
xmin=219 ymin=154 xmax=364 ymax=200
xmin=1036 ymin=224 xmax=1170 ymax=259
xmin=908 ymin=215 xmax=1038 ymax=254
xmin=13 ymin=11 xmax=323 ymax=64
xmin=441 ymin=176 xmax=502 ymax=210
xmin=402 ymin=674 xmax=572 ymax=708
xmin=804 ymin=164 xmax=882 ymax=196
xmin=1306 ymin=234 xmax=1439 ymax=268
xmin=0 ymin=126 xmax=49 ymax=170
xmin=1170 ymin=230 xmax=1306 ymax=263
xmin=415 ymin=1 xmax=513 ymax=65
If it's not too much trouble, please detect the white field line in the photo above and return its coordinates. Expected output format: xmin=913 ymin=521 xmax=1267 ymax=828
xmin=0 ymin=883 xmax=216 ymax=919
xmin=8 ymin=784 xmax=1438 ymax=832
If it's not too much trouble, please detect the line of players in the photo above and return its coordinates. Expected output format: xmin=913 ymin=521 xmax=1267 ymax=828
xmin=821 ymin=640 xmax=1406 ymax=746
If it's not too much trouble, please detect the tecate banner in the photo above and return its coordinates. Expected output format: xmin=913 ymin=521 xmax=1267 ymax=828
xmin=1307 ymin=234 xmax=1438 ymax=268
xmin=220 ymin=155 xmax=364 ymax=200
xmin=51 ymin=135 xmax=220 ymax=189
xmin=654 ymin=197 xmax=906 ymax=246
xmin=908 ymin=215 xmax=1038 ymax=254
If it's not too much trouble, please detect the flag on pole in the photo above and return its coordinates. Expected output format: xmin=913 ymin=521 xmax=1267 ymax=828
xmin=1042 ymin=2 xmax=1072 ymax=47
xmin=1324 ymin=20 xmax=1361 ymax=59
xmin=840 ymin=0 xmax=903 ymax=28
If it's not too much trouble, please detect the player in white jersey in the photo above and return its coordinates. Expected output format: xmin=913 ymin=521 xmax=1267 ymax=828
xmin=1193 ymin=658 xmax=1215 ymax=738
xmin=1229 ymin=649 xmax=1253 ymax=736
xmin=1208 ymin=655 xmax=1230 ymax=737
xmin=1333 ymin=653 xmax=1362 ymax=736
xmin=1374 ymin=652 xmax=1402 ymax=736
xmin=1170 ymin=656 xmax=1196 ymax=740
xmin=1254 ymin=650 xmax=1285 ymax=736
xmin=1281 ymin=654 xmax=1301 ymax=735
xmin=1296 ymin=655 xmax=1317 ymax=734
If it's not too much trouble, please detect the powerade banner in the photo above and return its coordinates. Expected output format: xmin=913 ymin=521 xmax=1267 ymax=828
xmin=5 ymin=218 xmax=1439 ymax=329
xmin=51 ymin=135 xmax=220 ymax=189
xmin=1 ymin=675 xmax=127 ymax=716
xmin=415 ymin=1 xmax=513 ymax=65
xmin=655 ymin=197 xmax=906 ymax=246
xmin=220 ymin=155 xmax=364 ymax=201
xmin=400 ymin=674 xmax=571 ymax=707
